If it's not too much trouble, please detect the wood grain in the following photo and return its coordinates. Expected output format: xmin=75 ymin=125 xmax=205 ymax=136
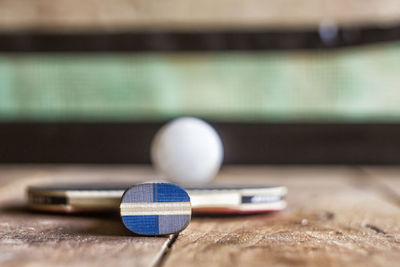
xmin=0 ymin=213 xmax=171 ymax=267
xmin=164 ymin=166 xmax=400 ymax=267
xmin=0 ymin=165 xmax=170 ymax=267
xmin=0 ymin=0 xmax=399 ymax=31
xmin=360 ymin=167 xmax=400 ymax=207
xmin=1 ymin=165 xmax=400 ymax=266
xmin=361 ymin=167 xmax=400 ymax=196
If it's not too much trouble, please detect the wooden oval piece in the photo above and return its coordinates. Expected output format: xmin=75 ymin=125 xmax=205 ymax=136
xmin=120 ymin=183 xmax=191 ymax=235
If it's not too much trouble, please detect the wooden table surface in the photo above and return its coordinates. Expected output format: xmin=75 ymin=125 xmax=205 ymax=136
xmin=0 ymin=165 xmax=399 ymax=267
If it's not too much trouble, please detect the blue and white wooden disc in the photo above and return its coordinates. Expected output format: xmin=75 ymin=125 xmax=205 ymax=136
xmin=120 ymin=183 xmax=191 ymax=236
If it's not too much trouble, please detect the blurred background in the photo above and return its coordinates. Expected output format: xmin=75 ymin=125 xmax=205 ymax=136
xmin=0 ymin=0 xmax=400 ymax=164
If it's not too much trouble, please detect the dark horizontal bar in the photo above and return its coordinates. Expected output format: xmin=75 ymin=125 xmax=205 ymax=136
xmin=1 ymin=122 xmax=400 ymax=164
xmin=0 ymin=24 xmax=400 ymax=52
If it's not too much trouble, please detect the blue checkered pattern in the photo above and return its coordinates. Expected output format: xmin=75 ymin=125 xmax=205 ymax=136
xmin=120 ymin=183 xmax=191 ymax=236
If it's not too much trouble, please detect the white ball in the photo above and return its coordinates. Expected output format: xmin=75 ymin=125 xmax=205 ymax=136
xmin=151 ymin=117 xmax=223 ymax=186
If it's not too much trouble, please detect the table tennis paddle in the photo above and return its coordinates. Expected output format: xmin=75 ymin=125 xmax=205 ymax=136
xmin=27 ymin=183 xmax=287 ymax=215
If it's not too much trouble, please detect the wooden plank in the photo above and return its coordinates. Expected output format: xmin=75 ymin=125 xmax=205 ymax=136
xmin=360 ymin=167 xmax=400 ymax=196
xmin=360 ymin=167 xmax=400 ymax=206
xmin=0 ymin=213 xmax=170 ymax=267
xmin=0 ymin=0 xmax=399 ymax=31
xmin=0 ymin=165 xmax=170 ymax=267
xmin=2 ymin=165 xmax=400 ymax=266
xmin=164 ymin=166 xmax=400 ymax=267
xmin=0 ymin=165 xmax=55 ymax=187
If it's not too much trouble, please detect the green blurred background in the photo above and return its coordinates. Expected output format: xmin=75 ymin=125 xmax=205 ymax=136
xmin=1 ymin=42 xmax=400 ymax=122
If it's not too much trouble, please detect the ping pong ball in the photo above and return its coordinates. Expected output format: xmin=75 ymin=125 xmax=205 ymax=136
xmin=151 ymin=117 xmax=223 ymax=186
